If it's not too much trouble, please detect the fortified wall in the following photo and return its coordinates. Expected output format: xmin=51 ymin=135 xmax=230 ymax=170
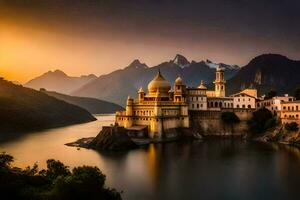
xmin=190 ymin=109 xmax=253 ymax=136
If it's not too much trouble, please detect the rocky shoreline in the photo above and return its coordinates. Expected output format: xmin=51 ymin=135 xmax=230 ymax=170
xmin=65 ymin=124 xmax=300 ymax=152
xmin=254 ymin=125 xmax=300 ymax=147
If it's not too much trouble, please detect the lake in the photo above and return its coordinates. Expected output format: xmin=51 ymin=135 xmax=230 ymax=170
xmin=1 ymin=115 xmax=300 ymax=200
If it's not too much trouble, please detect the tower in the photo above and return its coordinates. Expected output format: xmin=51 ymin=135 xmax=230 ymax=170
xmin=138 ymin=87 xmax=145 ymax=103
xmin=174 ymin=76 xmax=185 ymax=102
xmin=213 ymin=66 xmax=226 ymax=97
xmin=124 ymin=96 xmax=133 ymax=128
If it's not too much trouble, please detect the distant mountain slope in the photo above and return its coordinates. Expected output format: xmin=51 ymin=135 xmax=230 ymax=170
xmin=72 ymin=55 xmax=239 ymax=105
xmin=25 ymin=70 xmax=97 ymax=94
xmin=44 ymin=91 xmax=124 ymax=114
xmin=227 ymin=54 xmax=300 ymax=96
xmin=0 ymin=78 xmax=96 ymax=133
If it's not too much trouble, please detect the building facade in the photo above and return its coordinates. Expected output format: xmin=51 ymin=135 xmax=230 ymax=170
xmin=279 ymin=101 xmax=300 ymax=125
xmin=115 ymin=71 xmax=189 ymax=138
xmin=116 ymin=64 xmax=300 ymax=138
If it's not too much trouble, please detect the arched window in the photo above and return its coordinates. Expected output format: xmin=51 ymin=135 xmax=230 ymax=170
xmin=242 ymin=105 xmax=245 ymax=108
xmin=237 ymin=105 xmax=240 ymax=108
xmin=215 ymin=102 xmax=218 ymax=107
xmin=248 ymin=105 xmax=251 ymax=109
xmin=219 ymin=102 xmax=222 ymax=107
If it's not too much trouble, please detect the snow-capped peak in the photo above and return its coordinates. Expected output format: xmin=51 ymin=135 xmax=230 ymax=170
xmin=173 ymin=54 xmax=190 ymax=68
xmin=205 ymin=59 xmax=239 ymax=70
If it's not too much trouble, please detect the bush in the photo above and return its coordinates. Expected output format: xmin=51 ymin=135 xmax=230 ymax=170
xmin=221 ymin=112 xmax=240 ymax=124
xmin=285 ymin=122 xmax=299 ymax=132
xmin=248 ymin=108 xmax=274 ymax=133
xmin=0 ymin=153 xmax=122 ymax=200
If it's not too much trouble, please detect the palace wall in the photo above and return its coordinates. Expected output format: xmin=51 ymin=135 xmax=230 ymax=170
xmin=189 ymin=110 xmax=253 ymax=136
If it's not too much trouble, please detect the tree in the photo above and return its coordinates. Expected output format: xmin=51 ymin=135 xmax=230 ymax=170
xmin=294 ymin=87 xmax=300 ymax=100
xmin=285 ymin=122 xmax=299 ymax=132
xmin=51 ymin=166 xmax=121 ymax=200
xmin=221 ymin=112 xmax=240 ymax=124
xmin=0 ymin=152 xmax=13 ymax=169
xmin=265 ymin=89 xmax=277 ymax=99
xmin=45 ymin=159 xmax=71 ymax=180
xmin=0 ymin=154 xmax=122 ymax=200
xmin=248 ymin=108 xmax=274 ymax=133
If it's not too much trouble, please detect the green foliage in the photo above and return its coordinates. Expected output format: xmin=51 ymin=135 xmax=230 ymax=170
xmin=221 ymin=112 xmax=240 ymax=124
xmin=264 ymin=118 xmax=278 ymax=130
xmin=265 ymin=89 xmax=277 ymax=99
xmin=0 ymin=152 xmax=13 ymax=169
xmin=0 ymin=153 xmax=122 ymax=200
xmin=285 ymin=122 xmax=299 ymax=132
xmin=294 ymin=87 xmax=300 ymax=100
xmin=248 ymin=108 xmax=275 ymax=133
xmin=45 ymin=159 xmax=71 ymax=180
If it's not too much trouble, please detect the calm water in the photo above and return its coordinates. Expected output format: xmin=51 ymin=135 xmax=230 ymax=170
xmin=1 ymin=115 xmax=300 ymax=200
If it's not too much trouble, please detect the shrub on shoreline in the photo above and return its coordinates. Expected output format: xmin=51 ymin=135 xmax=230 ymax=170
xmin=0 ymin=152 xmax=122 ymax=200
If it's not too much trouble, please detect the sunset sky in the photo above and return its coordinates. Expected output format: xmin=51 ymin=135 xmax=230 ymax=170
xmin=0 ymin=0 xmax=299 ymax=83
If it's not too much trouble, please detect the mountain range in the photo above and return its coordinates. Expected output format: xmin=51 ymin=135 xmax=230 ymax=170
xmin=24 ymin=54 xmax=300 ymax=106
xmin=0 ymin=78 xmax=96 ymax=133
xmin=71 ymin=54 xmax=239 ymax=105
xmin=25 ymin=70 xmax=97 ymax=94
xmin=43 ymin=91 xmax=123 ymax=114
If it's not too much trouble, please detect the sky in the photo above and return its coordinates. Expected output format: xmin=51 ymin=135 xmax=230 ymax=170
xmin=0 ymin=0 xmax=299 ymax=83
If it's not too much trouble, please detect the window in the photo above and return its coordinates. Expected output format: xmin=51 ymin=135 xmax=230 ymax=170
xmin=192 ymin=104 xmax=194 ymax=108
xmin=242 ymin=105 xmax=245 ymax=108
xmin=237 ymin=105 xmax=240 ymax=108
xmin=248 ymin=105 xmax=251 ymax=109
xmin=197 ymin=104 xmax=199 ymax=108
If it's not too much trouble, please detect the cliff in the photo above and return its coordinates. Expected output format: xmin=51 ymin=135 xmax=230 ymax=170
xmin=89 ymin=126 xmax=138 ymax=151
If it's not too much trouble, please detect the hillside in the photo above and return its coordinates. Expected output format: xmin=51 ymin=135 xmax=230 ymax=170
xmin=0 ymin=78 xmax=96 ymax=133
xmin=25 ymin=70 xmax=97 ymax=94
xmin=72 ymin=55 xmax=239 ymax=105
xmin=44 ymin=91 xmax=124 ymax=114
xmin=227 ymin=54 xmax=300 ymax=96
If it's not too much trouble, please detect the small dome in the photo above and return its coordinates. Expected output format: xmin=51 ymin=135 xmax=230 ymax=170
xmin=138 ymin=87 xmax=144 ymax=93
xmin=175 ymin=76 xmax=183 ymax=85
xmin=198 ymin=80 xmax=207 ymax=90
xmin=148 ymin=70 xmax=171 ymax=96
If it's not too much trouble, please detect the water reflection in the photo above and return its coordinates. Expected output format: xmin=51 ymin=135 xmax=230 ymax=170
xmin=1 ymin=115 xmax=300 ymax=199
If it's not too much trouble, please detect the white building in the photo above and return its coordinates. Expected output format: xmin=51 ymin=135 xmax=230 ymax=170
xmin=231 ymin=91 xmax=256 ymax=109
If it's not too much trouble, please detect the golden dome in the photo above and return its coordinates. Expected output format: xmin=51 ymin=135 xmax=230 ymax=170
xmin=198 ymin=80 xmax=207 ymax=90
xmin=147 ymin=70 xmax=171 ymax=96
xmin=175 ymin=76 xmax=183 ymax=85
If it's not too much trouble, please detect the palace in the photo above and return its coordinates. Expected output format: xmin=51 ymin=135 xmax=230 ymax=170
xmin=115 ymin=70 xmax=189 ymax=138
xmin=116 ymin=65 xmax=299 ymax=138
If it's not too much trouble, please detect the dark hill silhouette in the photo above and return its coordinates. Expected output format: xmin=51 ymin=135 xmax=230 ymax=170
xmin=25 ymin=70 xmax=97 ymax=94
xmin=0 ymin=78 xmax=96 ymax=133
xmin=227 ymin=54 xmax=300 ymax=96
xmin=43 ymin=91 xmax=123 ymax=114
